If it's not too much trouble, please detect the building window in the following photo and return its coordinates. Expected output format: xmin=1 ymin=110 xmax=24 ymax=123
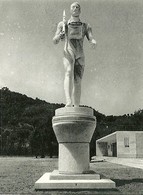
xmin=124 ymin=137 xmax=129 ymax=147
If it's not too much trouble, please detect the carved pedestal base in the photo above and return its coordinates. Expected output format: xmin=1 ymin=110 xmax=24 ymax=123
xmin=35 ymin=107 xmax=116 ymax=190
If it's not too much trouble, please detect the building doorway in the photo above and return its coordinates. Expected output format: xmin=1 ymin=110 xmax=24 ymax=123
xmin=112 ymin=142 xmax=117 ymax=157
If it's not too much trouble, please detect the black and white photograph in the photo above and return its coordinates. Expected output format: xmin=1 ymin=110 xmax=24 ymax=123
xmin=0 ymin=0 xmax=143 ymax=194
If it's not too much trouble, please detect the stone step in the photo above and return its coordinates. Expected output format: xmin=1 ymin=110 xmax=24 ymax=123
xmin=35 ymin=172 xmax=116 ymax=190
xmin=50 ymin=170 xmax=100 ymax=180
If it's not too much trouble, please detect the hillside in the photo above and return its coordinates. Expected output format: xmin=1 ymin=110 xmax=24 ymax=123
xmin=0 ymin=87 xmax=143 ymax=157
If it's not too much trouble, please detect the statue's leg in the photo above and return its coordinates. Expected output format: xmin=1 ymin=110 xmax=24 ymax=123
xmin=73 ymin=57 xmax=85 ymax=107
xmin=63 ymin=54 xmax=75 ymax=107
xmin=73 ymin=75 xmax=81 ymax=107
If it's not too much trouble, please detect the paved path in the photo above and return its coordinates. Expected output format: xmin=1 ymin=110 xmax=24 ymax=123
xmin=92 ymin=156 xmax=143 ymax=170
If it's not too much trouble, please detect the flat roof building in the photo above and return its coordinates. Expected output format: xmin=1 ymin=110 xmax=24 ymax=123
xmin=96 ymin=131 xmax=143 ymax=158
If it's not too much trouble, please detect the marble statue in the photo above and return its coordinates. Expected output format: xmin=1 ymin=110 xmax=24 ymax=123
xmin=53 ymin=2 xmax=96 ymax=107
xmin=35 ymin=4 xmax=116 ymax=189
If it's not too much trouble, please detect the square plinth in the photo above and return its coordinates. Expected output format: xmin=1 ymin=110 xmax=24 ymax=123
xmin=50 ymin=170 xmax=100 ymax=180
xmin=35 ymin=172 xmax=116 ymax=190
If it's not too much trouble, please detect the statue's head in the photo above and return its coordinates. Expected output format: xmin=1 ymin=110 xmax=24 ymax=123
xmin=70 ymin=2 xmax=81 ymax=17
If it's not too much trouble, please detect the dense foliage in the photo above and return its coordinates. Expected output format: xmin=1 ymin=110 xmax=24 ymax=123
xmin=0 ymin=87 xmax=143 ymax=157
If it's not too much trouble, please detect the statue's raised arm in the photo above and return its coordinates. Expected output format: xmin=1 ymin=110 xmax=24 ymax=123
xmin=53 ymin=2 xmax=97 ymax=107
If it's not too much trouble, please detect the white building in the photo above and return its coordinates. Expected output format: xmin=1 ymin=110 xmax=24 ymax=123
xmin=96 ymin=131 xmax=143 ymax=158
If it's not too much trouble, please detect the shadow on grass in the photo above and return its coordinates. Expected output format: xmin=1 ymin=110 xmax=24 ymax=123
xmin=113 ymin=178 xmax=143 ymax=187
xmin=36 ymin=188 xmax=121 ymax=195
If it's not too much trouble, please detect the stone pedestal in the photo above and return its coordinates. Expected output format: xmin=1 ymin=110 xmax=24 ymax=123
xmin=35 ymin=107 xmax=116 ymax=190
xmin=53 ymin=107 xmax=96 ymax=174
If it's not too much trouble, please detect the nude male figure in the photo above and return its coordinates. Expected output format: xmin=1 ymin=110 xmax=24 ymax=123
xmin=53 ymin=2 xmax=96 ymax=107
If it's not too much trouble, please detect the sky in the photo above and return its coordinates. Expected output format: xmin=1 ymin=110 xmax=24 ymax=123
xmin=0 ymin=0 xmax=143 ymax=116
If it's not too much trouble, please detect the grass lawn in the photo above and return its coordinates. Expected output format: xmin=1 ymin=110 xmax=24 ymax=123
xmin=0 ymin=157 xmax=143 ymax=195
